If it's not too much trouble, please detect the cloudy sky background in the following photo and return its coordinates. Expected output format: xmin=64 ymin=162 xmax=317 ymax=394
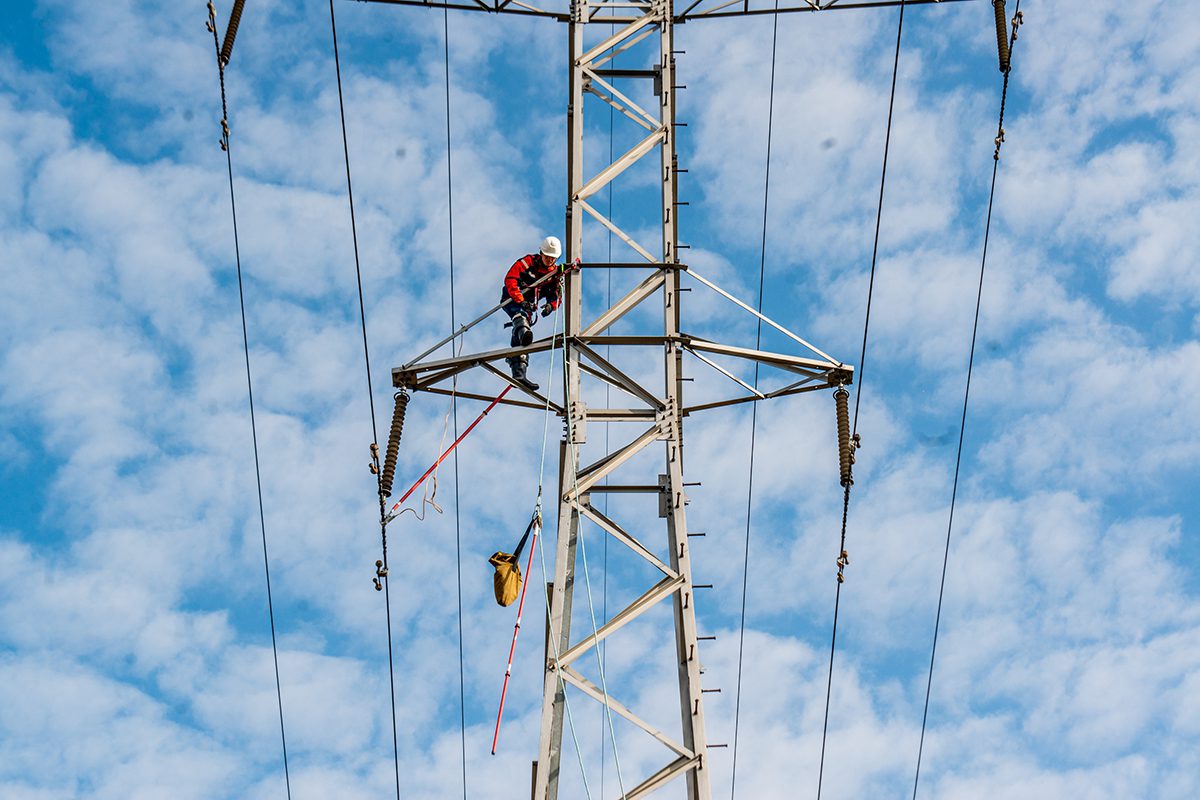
xmin=3 ymin=0 xmax=1199 ymax=798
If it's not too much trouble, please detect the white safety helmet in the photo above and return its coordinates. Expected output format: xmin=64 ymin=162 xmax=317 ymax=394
xmin=539 ymin=236 xmax=562 ymax=259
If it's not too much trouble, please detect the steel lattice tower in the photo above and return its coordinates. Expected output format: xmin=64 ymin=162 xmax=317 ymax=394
xmin=380 ymin=0 xmax=941 ymax=796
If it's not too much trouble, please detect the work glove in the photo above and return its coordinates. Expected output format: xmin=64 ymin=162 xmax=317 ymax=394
xmin=541 ymin=303 xmax=553 ymax=317
xmin=521 ymin=300 xmax=536 ymax=316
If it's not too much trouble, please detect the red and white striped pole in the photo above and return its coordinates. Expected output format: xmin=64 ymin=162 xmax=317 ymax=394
xmin=491 ymin=515 xmax=541 ymax=754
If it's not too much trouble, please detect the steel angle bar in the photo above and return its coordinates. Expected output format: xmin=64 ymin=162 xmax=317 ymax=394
xmin=401 ymin=301 xmax=503 ymax=369
xmin=684 ymin=381 xmax=832 ymax=414
xmin=401 ymin=269 xmax=560 ymax=369
xmin=578 ymin=362 xmax=644 ymax=403
xmin=590 ymin=25 xmax=657 ymax=69
xmin=763 ymin=374 xmax=823 ymax=397
xmin=395 ymin=334 xmax=562 ymax=379
xmin=580 ymin=334 xmax=671 ymax=347
xmin=587 ymin=1 xmax=654 ymax=9
xmin=587 ymin=484 xmax=663 ymax=492
xmin=410 ymin=362 xmax=473 ymax=390
xmin=695 ymin=0 xmax=741 ymax=14
xmin=570 ymin=423 xmax=663 ymax=497
xmin=685 ymin=268 xmax=842 ymax=365
xmin=684 ymin=346 xmax=765 ymax=398
xmin=624 ymin=755 xmax=703 ymax=800
xmin=578 ymin=199 xmax=658 ymax=263
xmin=583 ymin=68 xmax=659 ymax=130
xmin=576 ymin=127 xmax=666 ymax=202
xmin=358 ymin=0 xmax=567 ymax=20
xmin=578 ymin=261 xmax=676 ymax=269
xmin=557 ymin=574 xmax=684 ymax=666
xmin=581 ymin=270 xmax=666 ymax=336
xmin=559 ymin=666 xmax=693 ymax=758
xmin=578 ymin=502 xmax=678 ymax=578
xmin=585 ymin=408 xmax=659 ymax=420
xmin=479 ymin=361 xmax=564 ymax=411
xmin=583 ymin=83 xmax=657 ymax=133
xmin=574 ymin=340 xmax=666 ymax=409
xmin=676 ymin=0 xmax=975 ymax=22
xmin=579 ymin=13 xmax=658 ymax=66
xmin=588 ymin=4 xmax=654 ymax=23
xmin=506 ymin=0 xmax=554 ymax=13
xmin=685 ymin=337 xmax=845 ymax=376
xmin=419 ymin=385 xmax=550 ymax=411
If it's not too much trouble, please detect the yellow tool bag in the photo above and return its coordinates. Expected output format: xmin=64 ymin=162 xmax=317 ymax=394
xmin=489 ymin=551 xmax=522 ymax=607
xmin=488 ymin=511 xmax=539 ymax=607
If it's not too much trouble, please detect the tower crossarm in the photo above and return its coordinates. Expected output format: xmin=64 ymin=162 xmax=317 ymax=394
xmin=356 ymin=0 xmax=973 ymax=24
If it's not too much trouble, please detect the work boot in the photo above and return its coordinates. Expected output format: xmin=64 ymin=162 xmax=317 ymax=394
xmin=508 ymin=356 xmax=539 ymax=392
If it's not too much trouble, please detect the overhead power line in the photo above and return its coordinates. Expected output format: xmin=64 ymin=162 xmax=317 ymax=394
xmin=205 ymin=2 xmax=293 ymax=797
xmin=326 ymin=1 xmax=403 ymax=796
xmin=817 ymin=2 xmax=907 ymax=797
xmin=912 ymin=3 xmax=1024 ymax=798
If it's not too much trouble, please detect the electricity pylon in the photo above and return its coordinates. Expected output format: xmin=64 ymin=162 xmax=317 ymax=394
xmin=378 ymin=0 xmax=934 ymax=796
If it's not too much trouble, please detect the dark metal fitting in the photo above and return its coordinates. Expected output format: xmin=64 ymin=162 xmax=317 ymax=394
xmin=373 ymin=578 xmax=382 ymax=591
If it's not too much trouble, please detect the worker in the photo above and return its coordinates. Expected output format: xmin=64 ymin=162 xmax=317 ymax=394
xmin=501 ymin=236 xmax=562 ymax=391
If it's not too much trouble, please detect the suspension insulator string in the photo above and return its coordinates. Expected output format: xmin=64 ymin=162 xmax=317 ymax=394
xmin=219 ymin=0 xmax=246 ymax=67
xmin=833 ymin=385 xmax=859 ymax=489
xmin=992 ymin=0 xmax=1010 ymax=73
xmin=378 ymin=390 xmax=409 ymax=498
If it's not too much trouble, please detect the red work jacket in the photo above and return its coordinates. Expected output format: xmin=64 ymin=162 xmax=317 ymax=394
xmin=502 ymin=254 xmax=561 ymax=309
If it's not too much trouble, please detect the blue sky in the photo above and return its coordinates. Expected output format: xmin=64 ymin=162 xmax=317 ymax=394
xmin=3 ymin=1 xmax=1199 ymax=798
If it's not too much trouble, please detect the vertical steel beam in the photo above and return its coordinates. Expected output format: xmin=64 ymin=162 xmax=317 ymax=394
xmin=657 ymin=1 xmax=711 ymax=794
xmin=533 ymin=5 xmax=587 ymax=798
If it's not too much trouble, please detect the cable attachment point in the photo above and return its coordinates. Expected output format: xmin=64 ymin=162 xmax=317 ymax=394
xmin=833 ymin=386 xmax=859 ymax=487
xmin=994 ymin=127 xmax=1006 ymax=161
xmin=836 ymin=550 xmax=850 ymax=583
xmin=373 ymin=559 xmax=388 ymax=591
xmin=379 ymin=390 xmax=409 ymax=498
